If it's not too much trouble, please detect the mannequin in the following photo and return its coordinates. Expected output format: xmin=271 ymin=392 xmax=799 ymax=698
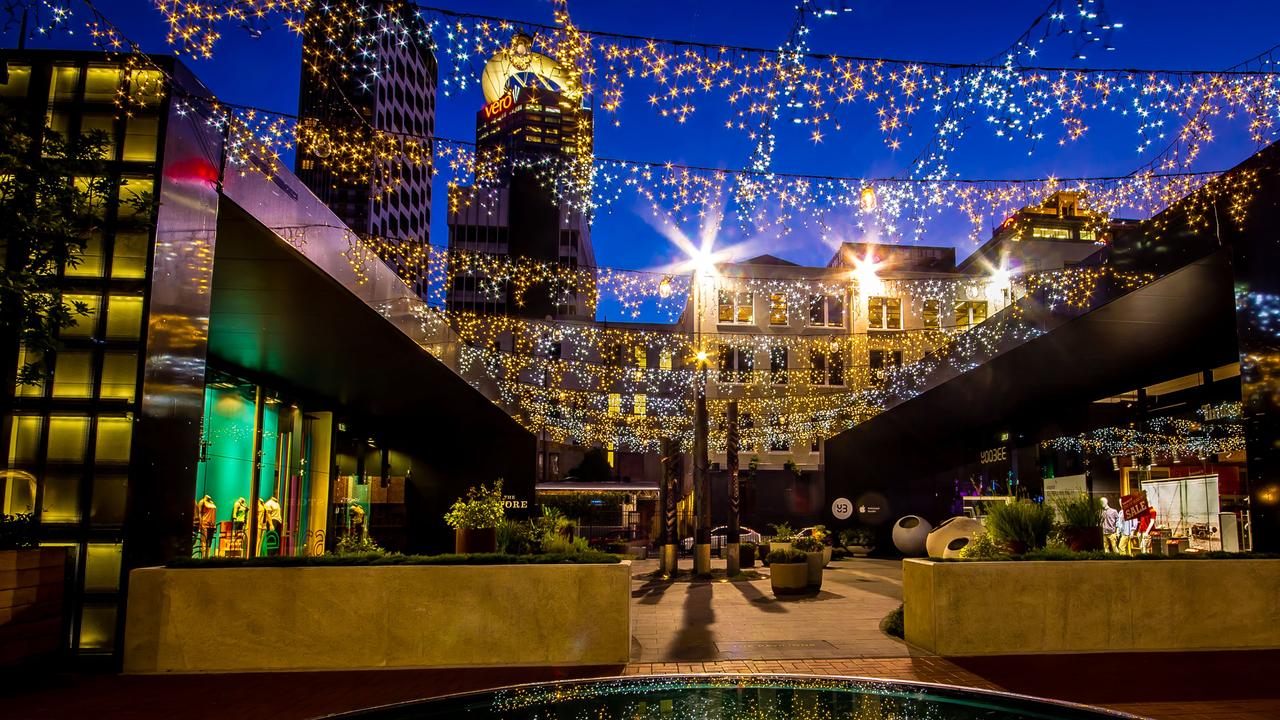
xmin=1100 ymin=498 xmax=1120 ymax=553
xmin=229 ymin=497 xmax=249 ymax=558
xmin=263 ymin=496 xmax=283 ymax=532
xmin=194 ymin=495 xmax=217 ymax=557
xmin=1136 ymin=506 xmax=1157 ymax=553
xmin=348 ymin=501 xmax=366 ymax=538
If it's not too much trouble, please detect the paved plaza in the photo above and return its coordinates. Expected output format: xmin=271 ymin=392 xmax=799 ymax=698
xmin=629 ymin=556 xmax=909 ymax=662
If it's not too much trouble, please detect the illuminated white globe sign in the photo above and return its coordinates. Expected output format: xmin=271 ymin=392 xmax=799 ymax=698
xmin=481 ymin=33 xmax=581 ymax=104
xmin=831 ymin=497 xmax=854 ymax=520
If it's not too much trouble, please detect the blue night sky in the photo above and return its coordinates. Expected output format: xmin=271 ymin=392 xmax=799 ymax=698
xmin=15 ymin=1 xmax=1279 ymax=303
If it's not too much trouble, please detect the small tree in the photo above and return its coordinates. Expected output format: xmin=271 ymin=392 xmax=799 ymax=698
xmin=0 ymin=107 xmax=112 ymax=386
xmin=443 ymin=480 xmax=506 ymax=530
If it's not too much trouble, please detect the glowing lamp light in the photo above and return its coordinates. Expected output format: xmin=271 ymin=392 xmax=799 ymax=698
xmin=850 ymin=249 xmax=884 ymax=295
xmin=658 ymin=276 xmax=673 ymax=299
xmin=695 ymin=350 xmax=709 ymax=363
xmin=990 ymin=267 xmax=1012 ymax=288
xmin=859 ymin=186 xmax=877 ymax=212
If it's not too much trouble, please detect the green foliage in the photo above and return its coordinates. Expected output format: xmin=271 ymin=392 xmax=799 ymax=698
xmin=541 ymin=533 xmax=591 ymax=554
xmin=497 ymin=519 xmax=540 ymax=554
xmin=740 ymin=541 xmax=758 ymax=550
xmin=443 ymin=480 xmax=505 ymax=530
xmin=768 ymin=522 xmax=795 ymax=540
xmin=168 ymin=551 xmax=622 ymax=569
xmin=538 ymin=492 xmax=629 ymax=520
xmin=333 ymin=534 xmax=383 ymax=555
xmin=766 ymin=548 xmax=807 ymax=564
xmin=957 ymin=528 xmax=1008 ymax=560
xmin=1051 ymin=493 xmax=1103 ymax=529
xmin=881 ymin=604 xmax=905 ymax=639
xmin=839 ymin=527 xmax=876 ymax=548
xmin=0 ymin=111 xmax=115 ymax=386
xmin=984 ymin=500 xmax=1055 ymax=553
xmin=793 ymin=536 xmax=822 ymax=552
xmin=809 ymin=524 xmax=831 ymax=544
xmin=0 ymin=513 xmax=37 ymax=550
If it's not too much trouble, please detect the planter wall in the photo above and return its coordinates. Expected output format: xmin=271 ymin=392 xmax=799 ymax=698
xmin=455 ymin=527 xmax=497 ymax=554
xmin=904 ymin=558 xmax=1280 ymax=655
xmin=770 ymin=562 xmax=808 ymax=596
xmin=0 ymin=548 xmax=67 ymax=666
xmin=124 ymin=561 xmax=631 ymax=673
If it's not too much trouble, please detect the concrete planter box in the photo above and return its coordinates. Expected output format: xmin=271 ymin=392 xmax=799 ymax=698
xmin=0 ymin=548 xmax=67 ymax=666
xmin=770 ymin=562 xmax=808 ymax=596
xmin=904 ymin=558 xmax=1280 ymax=656
xmin=124 ymin=561 xmax=631 ymax=673
xmin=804 ymin=551 xmax=825 ymax=589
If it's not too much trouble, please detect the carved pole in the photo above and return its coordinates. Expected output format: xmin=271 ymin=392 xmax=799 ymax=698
xmin=660 ymin=437 xmax=680 ymax=575
xmin=693 ymin=362 xmax=711 ymax=576
xmin=726 ymin=400 xmax=741 ymax=575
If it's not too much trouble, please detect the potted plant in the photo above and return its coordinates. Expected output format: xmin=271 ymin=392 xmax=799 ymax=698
xmin=444 ymin=480 xmax=505 ymax=553
xmin=740 ymin=541 xmax=757 ymax=568
xmin=793 ymin=536 xmax=824 ymax=590
xmin=810 ymin=524 xmax=834 ymax=567
xmin=1051 ymin=493 xmax=1104 ymax=552
xmin=767 ymin=548 xmax=809 ymax=596
xmin=840 ymin=527 xmax=876 ymax=557
xmin=1 ymin=512 xmax=68 ymax=664
xmin=768 ymin=522 xmax=795 ymax=553
xmin=984 ymin=500 xmax=1054 ymax=555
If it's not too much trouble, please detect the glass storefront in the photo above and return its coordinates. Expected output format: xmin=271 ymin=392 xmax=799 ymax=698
xmin=191 ymin=370 xmax=331 ymax=558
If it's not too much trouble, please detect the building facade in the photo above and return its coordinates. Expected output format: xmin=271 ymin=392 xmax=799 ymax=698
xmin=295 ymin=1 xmax=438 ymax=297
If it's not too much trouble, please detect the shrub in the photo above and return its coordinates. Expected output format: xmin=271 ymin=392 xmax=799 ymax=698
xmin=740 ymin=540 xmax=757 ymax=550
xmin=840 ymin=527 xmax=875 ymax=548
xmin=168 ymin=551 xmax=621 ymax=568
xmin=984 ymin=501 xmax=1054 ymax=553
xmin=809 ymin=524 xmax=831 ymax=544
xmin=766 ymin=548 xmax=807 ymax=564
xmin=0 ymin=513 xmax=37 ymax=551
xmin=541 ymin=534 xmax=590 ymax=555
xmin=881 ymin=604 xmax=905 ymax=639
xmin=793 ymin=536 xmax=823 ymax=552
xmin=334 ymin=534 xmax=383 ymax=555
xmin=1051 ymin=493 xmax=1103 ymax=529
xmin=497 ymin=519 xmax=539 ymax=554
xmin=444 ymin=480 xmax=505 ymax=530
xmin=768 ymin=522 xmax=795 ymax=540
xmin=957 ymin=528 xmax=1007 ymax=559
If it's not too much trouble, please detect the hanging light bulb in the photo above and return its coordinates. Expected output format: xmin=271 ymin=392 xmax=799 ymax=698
xmin=658 ymin=276 xmax=673 ymax=299
xmin=860 ymin=186 xmax=877 ymax=212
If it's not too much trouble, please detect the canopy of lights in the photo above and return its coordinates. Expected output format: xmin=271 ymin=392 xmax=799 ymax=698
xmin=28 ymin=0 xmax=1276 ymax=452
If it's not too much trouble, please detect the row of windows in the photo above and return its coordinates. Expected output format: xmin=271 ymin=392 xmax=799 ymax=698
xmin=719 ymin=347 xmax=845 ymax=386
xmin=717 ymin=291 xmax=994 ymax=331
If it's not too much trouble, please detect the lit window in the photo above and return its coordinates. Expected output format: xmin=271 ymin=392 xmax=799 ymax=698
xmin=607 ymin=393 xmax=621 ymax=415
xmin=100 ymin=353 xmax=138 ymax=401
xmin=718 ymin=290 xmax=754 ymax=324
xmin=0 ymin=63 xmax=31 ymax=98
xmin=60 ymin=293 xmax=101 ymax=338
xmin=769 ymin=346 xmax=788 ymax=385
xmin=51 ymin=351 xmax=94 ymax=398
xmin=78 ymin=604 xmax=117 ymax=651
xmin=633 ymin=394 xmax=646 ymax=416
xmin=15 ymin=347 xmax=45 ymax=397
xmin=95 ymin=415 xmax=133 ymax=464
xmin=49 ymin=65 xmax=80 ymax=102
xmin=1080 ymin=230 xmax=1096 ymax=241
xmin=111 ymin=232 xmax=149 ymax=279
xmin=1031 ymin=226 xmax=1072 ymax=240
xmin=955 ymin=301 xmax=988 ymax=330
xmin=105 ymin=295 xmax=143 ymax=339
xmin=122 ymin=115 xmax=159 ymax=162
xmin=659 ymin=349 xmax=673 ymax=371
xmin=8 ymin=415 xmax=43 ymax=465
xmin=633 ymin=346 xmax=647 ymax=381
xmin=46 ymin=415 xmax=90 ymax=463
xmin=79 ymin=113 xmax=117 ymax=158
xmin=869 ymin=349 xmax=904 ymax=384
xmin=84 ymin=65 xmax=124 ymax=103
xmin=65 ymin=232 xmax=106 ymax=277
xmin=41 ymin=474 xmax=80 ymax=523
xmin=923 ymin=299 xmax=940 ymax=329
xmin=868 ymin=297 xmax=901 ymax=330
xmin=85 ymin=542 xmax=123 ymax=591
xmin=769 ymin=293 xmax=787 ymax=325
xmin=809 ymin=348 xmax=844 ymax=386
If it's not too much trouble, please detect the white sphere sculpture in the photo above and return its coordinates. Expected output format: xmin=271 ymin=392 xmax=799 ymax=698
xmin=892 ymin=515 xmax=933 ymax=556
xmin=926 ymin=516 xmax=982 ymax=559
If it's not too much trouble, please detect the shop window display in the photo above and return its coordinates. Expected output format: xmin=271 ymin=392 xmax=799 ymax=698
xmin=192 ymin=372 xmax=329 ymax=558
xmin=1141 ymin=475 xmax=1234 ymax=552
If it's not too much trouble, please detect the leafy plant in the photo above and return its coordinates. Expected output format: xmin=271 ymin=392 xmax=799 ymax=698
xmin=840 ymin=527 xmax=876 ymax=548
xmin=333 ymin=534 xmax=383 ymax=555
xmin=542 ymin=534 xmax=591 ymax=554
xmin=169 ymin=551 xmax=622 ymax=568
xmin=768 ymin=521 xmax=795 ymax=540
xmin=793 ymin=536 xmax=822 ymax=552
xmin=0 ymin=513 xmax=37 ymax=550
xmin=984 ymin=500 xmax=1054 ymax=553
xmin=740 ymin=541 xmax=758 ymax=550
xmin=808 ymin=524 xmax=831 ymax=544
xmin=497 ymin=519 xmax=540 ymax=554
xmin=0 ymin=112 xmax=113 ymax=388
xmin=1051 ymin=493 xmax=1103 ymax=529
xmin=766 ymin=548 xmax=807 ymax=564
xmin=881 ymin=604 xmax=905 ymax=639
xmin=444 ymin=480 xmax=505 ymax=530
xmin=957 ymin=528 xmax=1007 ymax=560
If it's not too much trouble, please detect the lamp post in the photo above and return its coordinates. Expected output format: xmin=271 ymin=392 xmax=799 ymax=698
xmin=692 ymin=269 xmax=712 ymax=577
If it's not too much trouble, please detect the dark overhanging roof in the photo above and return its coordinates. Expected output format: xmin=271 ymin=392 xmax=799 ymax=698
xmin=827 ymin=249 xmax=1239 ymax=454
xmin=207 ymin=197 xmax=530 ymax=439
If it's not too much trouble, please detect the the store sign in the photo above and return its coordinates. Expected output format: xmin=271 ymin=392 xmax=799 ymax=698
xmin=483 ymin=91 xmax=515 ymax=120
xmin=1121 ymin=492 xmax=1150 ymax=521
xmin=503 ymin=494 xmax=529 ymax=510
xmin=980 ymin=446 xmax=1008 ymax=464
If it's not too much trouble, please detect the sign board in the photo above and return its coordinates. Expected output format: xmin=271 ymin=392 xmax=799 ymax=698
xmin=831 ymin=497 xmax=853 ymax=520
xmin=483 ymin=91 xmax=515 ymax=120
xmin=1120 ymin=492 xmax=1150 ymax=521
xmin=980 ymin=446 xmax=1008 ymax=464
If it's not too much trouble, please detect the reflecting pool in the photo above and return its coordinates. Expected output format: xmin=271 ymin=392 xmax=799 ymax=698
xmin=334 ymin=675 xmax=1136 ymax=719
